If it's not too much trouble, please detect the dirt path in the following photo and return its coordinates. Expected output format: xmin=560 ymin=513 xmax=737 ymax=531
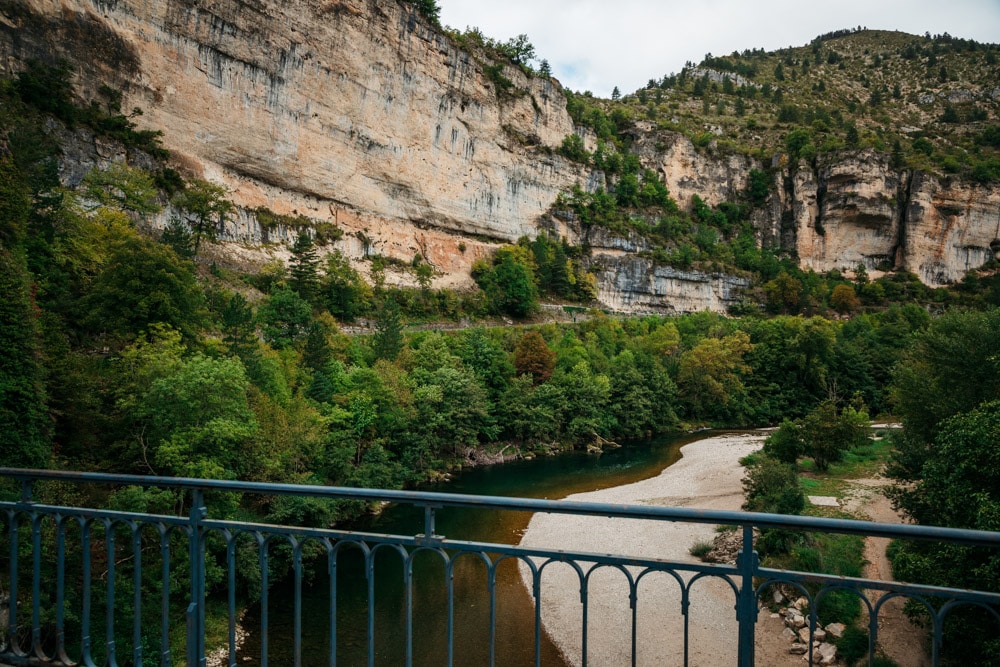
xmin=844 ymin=479 xmax=931 ymax=667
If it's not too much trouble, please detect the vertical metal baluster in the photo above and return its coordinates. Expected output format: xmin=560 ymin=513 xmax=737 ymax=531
xmin=227 ymin=533 xmax=236 ymax=667
xmin=735 ymin=524 xmax=758 ymax=667
xmin=629 ymin=582 xmax=638 ymax=667
xmin=106 ymin=520 xmax=118 ymax=667
xmin=81 ymin=520 xmax=93 ymax=667
xmin=932 ymin=610 xmax=942 ymax=666
xmin=446 ymin=558 xmax=455 ymax=667
xmin=487 ymin=564 xmax=497 ymax=667
xmin=328 ymin=547 xmax=337 ymax=667
xmin=868 ymin=602 xmax=879 ymax=667
xmin=580 ymin=577 xmax=588 ymax=667
xmin=533 ymin=571 xmax=542 ymax=667
xmin=404 ymin=554 xmax=413 ymax=667
xmin=681 ymin=586 xmax=690 ymax=667
xmin=366 ymin=548 xmax=375 ymax=667
xmin=159 ymin=526 xmax=171 ymax=667
xmin=132 ymin=523 xmax=143 ymax=667
xmin=7 ymin=509 xmax=20 ymax=658
xmin=293 ymin=539 xmax=303 ymax=667
xmin=56 ymin=516 xmax=69 ymax=664
xmin=188 ymin=490 xmax=206 ymax=667
xmin=31 ymin=513 xmax=42 ymax=659
xmin=259 ymin=537 xmax=269 ymax=667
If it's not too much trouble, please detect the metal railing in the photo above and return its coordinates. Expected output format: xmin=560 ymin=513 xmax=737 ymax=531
xmin=1 ymin=468 xmax=999 ymax=666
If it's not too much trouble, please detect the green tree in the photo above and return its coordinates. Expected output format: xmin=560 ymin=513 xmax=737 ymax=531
xmin=322 ymin=250 xmax=371 ymax=322
xmin=677 ymin=331 xmax=753 ymax=420
xmin=82 ymin=163 xmax=161 ymax=220
xmin=0 ymin=248 xmax=51 ymax=468
xmin=408 ymin=0 xmax=440 ymax=23
xmin=887 ymin=401 xmax=1000 ymax=664
xmin=764 ymin=272 xmax=803 ymax=314
xmin=288 ymin=231 xmax=320 ymax=303
xmin=473 ymin=245 xmax=539 ymax=318
xmin=411 ymin=366 xmax=494 ymax=457
xmin=498 ymin=375 xmax=563 ymax=442
xmin=799 ymin=400 xmax=870 ymax=472
xmin=372 ymin=297 xmax=404 ymax=361
xmin=762 ymin=418 xmax=805 ymax=463
xmin=551 ymin=362 xmax=611 ymax=441
xmin=257 ymin=286 xmax=312 ymax=349
xmin=891 ymin=309 xmax=1000 ymax=448
xmin=83 ymin=235 xmax=205 ymax=340
xmin=460 ymin=328 xmax=514 ymax=398
xmin=171 ymin=180 xmax=234 ymax=254
xmin=221 ymin=292 xmax=257 ymax=357
xmin=139 ymin=354 xmax=260 ymax=479
xmin=160 ymin=217 xmax=195 ymax=258
xmin=743 ymin=456 xmax=804 ymax=515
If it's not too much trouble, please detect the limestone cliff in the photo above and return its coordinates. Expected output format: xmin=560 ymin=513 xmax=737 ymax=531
xmin=784 ymin=150 xmax=1000 ymax=285
xmin=1 ymin=0 xmax=582 ymax=275
xmin=2 ymin=0 xmax=998 ymax=312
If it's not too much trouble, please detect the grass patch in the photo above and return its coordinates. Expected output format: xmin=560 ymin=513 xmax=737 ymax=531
xmin=689 ymin=540 xmax=715 ymax=560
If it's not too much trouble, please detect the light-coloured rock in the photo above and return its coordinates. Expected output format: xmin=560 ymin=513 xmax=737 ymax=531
xmin=793 ymin=596 xmax=810 ymax=610
xmin=782 ymin=627 xmax=797 ymax=642
xmin=825 ymin=622 xmax=846 ymax=639
xmin=814 ymin=627 xmax=827 ymax=642
xmin=591 ymin=255 xmax=751 ymax=314
xmin=789 ymin=643 xmax=809 ymax=655
xmin=817 ymin=641 xmax=838 ymax=665
xmin=796 ymin=627 xmax=812 ymax=643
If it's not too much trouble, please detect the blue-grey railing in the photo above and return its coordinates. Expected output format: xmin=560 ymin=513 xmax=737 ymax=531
xmin=1 ymin=468 xmax=999 ymax=666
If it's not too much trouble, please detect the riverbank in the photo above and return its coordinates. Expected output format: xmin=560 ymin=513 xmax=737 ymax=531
xmin=517 ymin=431 xmax=766 ymax=666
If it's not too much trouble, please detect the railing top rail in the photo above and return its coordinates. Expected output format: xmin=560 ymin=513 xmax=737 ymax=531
xmin=3 ymin=467 xmax=999 ymax=548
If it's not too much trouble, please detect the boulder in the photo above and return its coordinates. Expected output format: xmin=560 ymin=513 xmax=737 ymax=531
xmin=817 ymin=642 xmax=838 ymax=665
xmin=825 ymin=622 xmax=845 ymax=639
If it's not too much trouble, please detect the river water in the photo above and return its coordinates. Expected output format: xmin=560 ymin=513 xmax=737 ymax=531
xmin=239 ymin=431 xmax=709 ymax=666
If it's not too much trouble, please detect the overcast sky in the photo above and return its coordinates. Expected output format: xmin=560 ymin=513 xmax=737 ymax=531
xmin=437 ymin=1 xmax=1000 ymax=97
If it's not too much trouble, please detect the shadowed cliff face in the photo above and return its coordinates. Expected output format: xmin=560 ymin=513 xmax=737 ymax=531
xmin=785 ymin=151 xmax=1000 ymax=285
xmin=1 ymin=0 xmax=998 ymax=313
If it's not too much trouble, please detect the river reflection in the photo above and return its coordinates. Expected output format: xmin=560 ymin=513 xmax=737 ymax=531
xmin=240 ymin=431 xmax=711 ymax=666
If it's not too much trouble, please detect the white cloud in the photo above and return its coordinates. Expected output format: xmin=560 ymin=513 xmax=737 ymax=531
xmin=437 ymin=0 xmax=1000 ymax=96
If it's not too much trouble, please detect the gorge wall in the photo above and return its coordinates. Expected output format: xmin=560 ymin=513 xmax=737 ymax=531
xmin=2 ymin=0 xmax=998 ymax=314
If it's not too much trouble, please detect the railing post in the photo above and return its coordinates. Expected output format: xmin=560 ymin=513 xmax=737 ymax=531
xmin=735 ymin=524 xmax=758 ymax=667
xmin=187 ymin=489 xmax=207 ymax=667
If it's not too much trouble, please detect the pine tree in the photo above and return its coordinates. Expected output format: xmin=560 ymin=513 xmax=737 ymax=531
xmin=288 ymin=230 xmax=320 ymax=303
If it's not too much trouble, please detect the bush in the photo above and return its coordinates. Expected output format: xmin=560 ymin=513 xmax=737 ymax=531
xmin=837 ymin=625 xmax=870 ymax=666
xmin=743 ymin=456 xmax=805 ymax=515
xmin=762 ymin=419 xmax=804 ymax=463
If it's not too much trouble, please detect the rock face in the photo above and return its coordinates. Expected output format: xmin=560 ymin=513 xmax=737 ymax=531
xmin=787 ymin=151 xmax=1000 ymax=285
xmin=2 ymin=0 xmax=998 ymax=312
xmin=593 ymin=256 xmax=751 ymax=314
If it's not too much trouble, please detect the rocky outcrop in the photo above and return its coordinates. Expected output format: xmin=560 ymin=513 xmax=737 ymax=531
xmin=783 ymin=151 xmax=1000 ymax=285
xmin=591 ymin=255 xmax=751 ymax=314
xmin=903 ymin=172 xmax=1000 ymax=285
